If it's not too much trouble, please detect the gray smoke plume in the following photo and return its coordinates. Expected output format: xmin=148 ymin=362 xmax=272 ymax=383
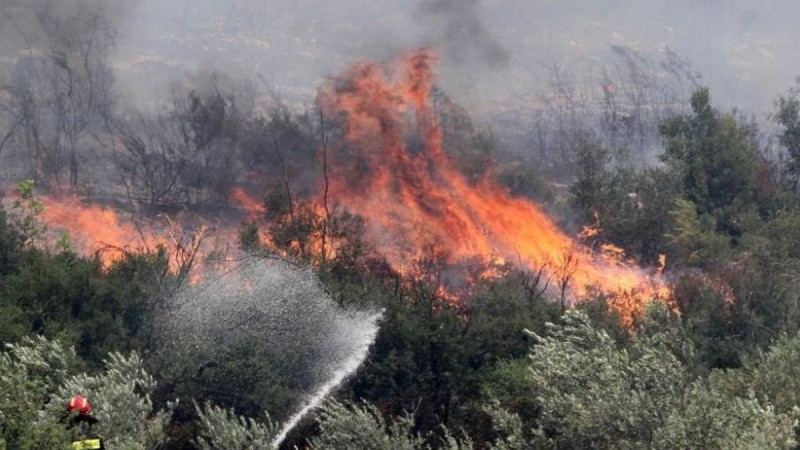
xmin=418 ymin=0 xmax=510 ymax=68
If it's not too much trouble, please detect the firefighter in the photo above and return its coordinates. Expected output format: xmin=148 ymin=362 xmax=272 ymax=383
xmin=64 ymin=395 xmax=106 ymax=450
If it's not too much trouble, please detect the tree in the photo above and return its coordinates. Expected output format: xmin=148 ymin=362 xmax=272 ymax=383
xmin=660 ymin=88 xmax=765 ymax=239
xmin=114 ymin=115 xmax=191 ymax=208
xmin=665 ymin=198 xmax=730 ymax=268
xmin=114 ymin=73 xmax=253 ymax=209
xmin=569 ymin=141 xmax=612 ymax=225
xmin=774 ymin=81 xmax=800 ymax=190
xmin=4 ymin=5 xmax=115 ymax=188
xmin=521 ymin=46 xmax=697 ymax=177
xmin=173 ymin=78 xmax=245 ymax=204
xmin=569 ymin=143 xmax=681 ymax=264
xmin=346 ymin=263 xmax=560 ymax=447
xmin=715 ymin=330 xmax=800 ymax=415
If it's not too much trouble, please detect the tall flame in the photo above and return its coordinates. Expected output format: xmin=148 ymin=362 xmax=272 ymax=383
xmin=320 ymin=49 xmax=669 ymax=324
xmin=15 ymin=49 xmax=670 ymax=325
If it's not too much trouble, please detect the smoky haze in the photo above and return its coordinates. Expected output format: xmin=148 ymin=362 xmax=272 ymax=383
xmin=102 ymin=0 xmax=800 ymax=116
xmin=1 ymin=1 xmax=799 ymax=123
xmin=418 ymin=0 xmax=510 ymax=68
xmin=0 ymin=0 xmax=139 ymax=50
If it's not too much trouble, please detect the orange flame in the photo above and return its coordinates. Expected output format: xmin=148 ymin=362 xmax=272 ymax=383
xmin=38 ymin=196 xmax=154 ymax=266
xmin=35 ymin=195 xmax=228 ymax=283
xmin=229 ymin=187 xmax=266 ymax=219
xmin=320 ymin=49 xmax=669 ymax=325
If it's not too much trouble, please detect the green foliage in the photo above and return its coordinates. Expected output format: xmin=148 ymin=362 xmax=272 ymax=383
xmin=0 ymin=206 xmax=22 ymax=276
xmin=570 ymin=141 xmax=613 ymax=224
xmin=665 ymin=198 xmax=731 ymax=268
xmin=524 ymin=309 xmax=688 ymax=449
xmin=9 ymin=179 xmax=46 ymax=247
xmin=479 ymin=359 xmax=538 ymax=429
xmin=718 ymin=331 xmax=800 ymax=414
xmin=434 ymin=92 xmax=497 ymax=183
xmin=0 ymin=336 xmax=171 ymax=450
xmin=0 ymin=249 xmax=154 ymax=364
xmin=195 ymin=403 xmax=276 ymax=450
xmin=237 ymin=221 xmax=261 ymax=254
xmin=151 ymin=334 xmax=302 ymax=428
xmin=305 ymin=399 xmax=475 ymax=450
xmin=481 ymin=309 xmax=797 ymax=450
xmin=652 ymin=378 xmax=795 ymax=450
xmin=348 ymin=268 xmax=560 ymax=444
xmin=56 ymin=352 xmax=173 ymax=450
xmin=308 ymin=400 xmax=428 ymax=450
xmin=569 ymin=144 xmax=680 ymax=264
xmin=660 ymin=88 xmax=767 ymax=238
xmin=749 ymin=209 xmax=800 ymax=259
xmin=496 ymin=162 xmax=554 ymax=204
xmin=0 ymin=336 xmax=78 ymax=449
xmin=349 ymin=296 xmax=470 ymax=436
xmin=285 ymin=308 xmax=800 ymax=450
xmin=262 ymin=201 xmax=376 ymax=278
xmin=774 ymin=83 xmax=800 ymax=189
xmin=239 ymin=108 xmax=316 ymax=188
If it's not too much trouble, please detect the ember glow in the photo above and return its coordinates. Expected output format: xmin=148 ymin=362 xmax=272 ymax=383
xmin=320 ymin=49 xmax=670 ymax=324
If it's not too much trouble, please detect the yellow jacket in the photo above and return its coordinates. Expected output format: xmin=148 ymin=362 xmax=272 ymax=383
xmin=71 ymin=437 xmax=104 ymax=449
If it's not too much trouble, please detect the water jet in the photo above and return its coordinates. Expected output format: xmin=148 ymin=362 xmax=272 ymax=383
xmin=158 ymin=257 xmax=381 ymax=446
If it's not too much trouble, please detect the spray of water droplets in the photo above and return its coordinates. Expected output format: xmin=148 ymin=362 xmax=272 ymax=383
xmin=159 ymin=257 xmax=381 ymax=447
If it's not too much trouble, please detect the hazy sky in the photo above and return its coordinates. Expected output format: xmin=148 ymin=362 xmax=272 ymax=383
xmin=108 ymin=0 xmax=800 ymax=116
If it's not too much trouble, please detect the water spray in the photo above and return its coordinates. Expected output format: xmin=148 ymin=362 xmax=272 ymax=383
xmin=159 ymin=257 xmax=382 ymax=447
xmin=271 ymin=310 xmax=381 ymax=448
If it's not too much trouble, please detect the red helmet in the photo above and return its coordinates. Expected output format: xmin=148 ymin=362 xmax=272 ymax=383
xmin=66 ymin=395 xmax=92 ymax=416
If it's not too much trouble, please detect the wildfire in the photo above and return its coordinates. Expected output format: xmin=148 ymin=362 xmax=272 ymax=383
xmin=35 ymin=195 xmax=229 ymax=282
xmin=229 ymin=187 xmax=266 ymax=219
xmin=24 ymin=187 xmax=270 ymax=284
xmin=9 ymin=48 xmax=672 ymax=326
xmin=320 ymin=48 xmax=670 ymax=325
xmin=38 ymin=195 xmax=154 ymax=266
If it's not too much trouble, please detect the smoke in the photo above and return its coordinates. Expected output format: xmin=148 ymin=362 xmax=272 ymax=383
xmin=0 ymin=0 xmax=139 ymax=43
xmin=2 ymin=0 xmax=799 ymax=147
xmin=0 ymin=0 xmax=139 ymax=92
xmin=63 ymin=0 xmax=797 ymax=116
xmin=417 ymin=0 xmax=510 ymax=68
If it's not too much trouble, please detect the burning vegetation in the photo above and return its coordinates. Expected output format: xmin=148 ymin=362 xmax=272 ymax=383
xmin=7 ymin=48 xmax=672 ymax=327
xmin=8 ymin=2 xmax=800 ymax=450
xmin=320 ymin=48 xmax=670 ymax=324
